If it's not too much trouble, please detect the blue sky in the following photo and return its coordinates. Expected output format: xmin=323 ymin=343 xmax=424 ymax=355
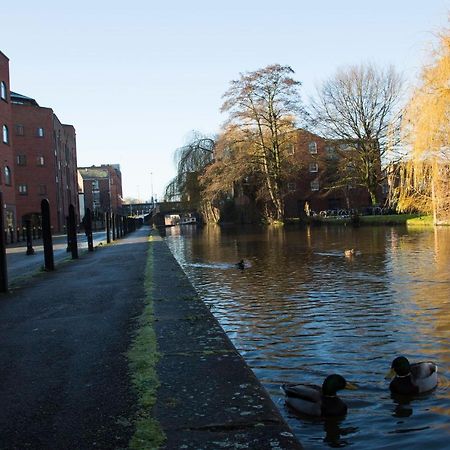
xmin=1 ymin=1 xmax=448 ymax=200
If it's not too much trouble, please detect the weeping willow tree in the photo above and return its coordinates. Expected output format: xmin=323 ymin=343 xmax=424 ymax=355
xmin=394 ymin=32 xmax=450 ymax=224
xmin=164 ymin=132 xmax=217 ymax=221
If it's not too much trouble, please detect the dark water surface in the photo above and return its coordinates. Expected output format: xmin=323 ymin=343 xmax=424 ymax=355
xmin=164 ymin=224 xmax=450 ymax=449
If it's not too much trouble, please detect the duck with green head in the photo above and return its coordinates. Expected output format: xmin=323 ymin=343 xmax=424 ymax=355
xmin=387 ymin=356 xmax=438 ymax=395
xmin=282 ymin=374 xmax=357 ymax=417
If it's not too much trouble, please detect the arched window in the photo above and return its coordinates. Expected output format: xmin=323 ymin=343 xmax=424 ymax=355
xmin=4 ymin=166 xmax=11 ymax=186
xmin=308 ymin=141 xmax=318 ymax=154
xmin=0 ymin=81 xmax=6 ymax=101
xmin=2 ymin=124 xmax=9 ymax=144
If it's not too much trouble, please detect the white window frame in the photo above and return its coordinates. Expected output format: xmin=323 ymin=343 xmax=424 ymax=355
xmin=18 ymin=184 xmax=28 ymax=195
xmin=37 ymin=127 xmax=44 ymax=137
xmin=0 ymin=81 xmax=6 ymax=101
xmin=308 ymin=141 xmax=318 ymax=154
xmin=309 ymin=162 xmax=319 ymax=173
xmin=310 ymin=179 xmax=320 ymax=191
xmin=2 ymin=124 xmax=9 ymax=144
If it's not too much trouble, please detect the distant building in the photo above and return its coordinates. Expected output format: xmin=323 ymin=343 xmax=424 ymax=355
xmin=0 ymin=51 xmax=17 ymax=229
xmin=78 ymin=164 xmax=123 ymax=219
xmin=283 ymin=129 xmax=377 ymax=217
xmin=11 ymin=91 xmax=78 ymax=231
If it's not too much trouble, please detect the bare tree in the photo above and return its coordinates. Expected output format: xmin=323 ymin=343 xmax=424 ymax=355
xmin=219 ymin=64 xmax=304 ymax=221
xmin=310 ymin=64 xmax=403 ymax=205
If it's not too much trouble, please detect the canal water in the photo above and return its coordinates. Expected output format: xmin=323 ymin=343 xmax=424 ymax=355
xmin=164 ymin=224 xmax=450 ymax=449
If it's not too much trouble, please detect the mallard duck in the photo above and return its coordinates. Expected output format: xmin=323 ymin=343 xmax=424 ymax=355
xmin=282 ymin=374 xmax=356 ymax=417
xmin=236 ymin=259 xmax=245 ymax=270
xmin=387 ymin=356 xmax=438 ymax=394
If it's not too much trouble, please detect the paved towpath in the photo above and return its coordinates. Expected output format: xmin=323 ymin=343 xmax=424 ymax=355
xmin=0 ymin=226 xmax=302 ymax=449
xmin=0 ymin=227 xmax=147 ymax=449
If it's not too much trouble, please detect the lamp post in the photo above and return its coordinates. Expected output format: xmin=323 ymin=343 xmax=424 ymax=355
xmin=150 ymin=172 xmax=154 ymax=205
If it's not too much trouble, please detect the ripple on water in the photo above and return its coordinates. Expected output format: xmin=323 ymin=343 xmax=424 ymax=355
xmin=165 ymin=225 xmax=450 ymax=449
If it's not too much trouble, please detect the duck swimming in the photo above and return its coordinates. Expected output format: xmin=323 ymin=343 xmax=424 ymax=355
xmin=282 ymin=374 xmax=356 ymax=417
xmin=344 ymin=249 xmax=361 ymax=257
xmin=387 ymin=356 xmax=438 ymax=395
xmin=236 ymin=259 xmax=245 ymax=270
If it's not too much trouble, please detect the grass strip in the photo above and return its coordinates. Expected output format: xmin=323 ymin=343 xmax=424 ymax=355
xmin=128 ymin=239 xmax=166 ymax=449
xmin=406 ymin=215 xmax=434 ymax=226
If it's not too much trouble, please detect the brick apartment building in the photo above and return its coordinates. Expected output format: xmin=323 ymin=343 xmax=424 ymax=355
xmin=11 ymin=92 xmax=78 ymax=231
xmin=283 ymin=129 xmax=377 ymax=217
xmin=1 ymin=49 xmax=79 ymax=232
xmin=0 ymin=51 xmax=17 ymax=229
xmin=79 ymin=164 xmax=123 ymax=219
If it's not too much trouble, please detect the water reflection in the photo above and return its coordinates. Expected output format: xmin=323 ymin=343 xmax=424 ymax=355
xmin=165 ymin=224 xmax=450 ymax=449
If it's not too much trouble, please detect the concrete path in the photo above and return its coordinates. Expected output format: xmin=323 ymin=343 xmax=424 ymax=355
xmin=0 ymin=227 xmax=148 ymax=449
xmin=5 ymin=230 xmax=107 ymax=285
xmin=0 ymin=226 xmax=302 ymax=449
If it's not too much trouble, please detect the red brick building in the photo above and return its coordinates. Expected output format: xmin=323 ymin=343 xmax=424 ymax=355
xmin=11 ymin=92 xmax=78 ymax=231
xmin=0 ymin=51 xmax=17 ymax=229
xmin=79 ymin=165 xmax=123 ymax=219
xmin=283 ymin=129 xmax=375 ymax=217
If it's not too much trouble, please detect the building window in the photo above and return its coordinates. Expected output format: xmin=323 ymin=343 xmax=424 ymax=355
xmin=325 ymin=145 xmax=337 ymax=159
xmin=38 ymin=185 xmax=47 ymax=195
xmin=287 ymin=182 xmax=296 ymax=192
xmin=37 ymin=127 xmax=44 ymax=137
xmin=15 ymin=124 xmax=25 ymax=136
xmin=0 ymin=81 xmax=7 ymax=101
xmin=310 ymin=179 xmax=320 ymax=191
xmin=287 ymin=144 xmax=295 ymax=156
xmin=4 ymin=166 xmax=11 ymax=185
xmin=37 ymin=156 xmax=45 ymax=166
xmin=308 ymin=141 xmax=318 ymax=154
xmin=309 ymin=162 xmax=319 ymax=173
xmin=16 ymin=155 xmax=27 ymax=166
xmin=2 ymin=125 xmax=9 ymax=144
xmin=18 ymin=184 xmax=28 ymax=195
xmin=92 ymin=180 xmax=99 ymax=190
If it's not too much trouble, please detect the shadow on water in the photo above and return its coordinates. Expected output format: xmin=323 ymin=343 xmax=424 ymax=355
xmin=165 ymin=224 xmax=450 ymax=449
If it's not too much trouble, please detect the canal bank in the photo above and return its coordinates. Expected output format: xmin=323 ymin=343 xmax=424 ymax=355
xmin=148 ymin=233 xmax=302 ymax=449
xmin=0 ymin=225 xmax=302 ymax=449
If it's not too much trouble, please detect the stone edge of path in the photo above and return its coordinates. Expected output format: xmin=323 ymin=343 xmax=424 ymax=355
xmin=150 ymin=233 xmax=303 ymax=450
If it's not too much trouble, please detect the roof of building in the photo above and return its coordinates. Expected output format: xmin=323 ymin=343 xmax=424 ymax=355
xmin=78 ymin=167 xmax=109 ymax=179
xmin=10 ymin=91 xmax=39 ymax=106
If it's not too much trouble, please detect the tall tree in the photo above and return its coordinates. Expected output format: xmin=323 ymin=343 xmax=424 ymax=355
xmin=218 ymin=64 xmax=304 ymax=221
xmin=310 ymin=64 xmax=403 ymax=205
xmin=394 ymin=32 xmax=450 ymax=224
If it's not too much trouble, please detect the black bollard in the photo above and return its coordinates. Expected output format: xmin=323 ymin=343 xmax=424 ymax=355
xmin=41 ymin=199 xmax=54 ymax=271
xmin=66 ymin=216 xmax=71 ymax=252
xmin=16 ymin=227 xmax=20 ymax=242
xmin=0 ymin=193 xmax=8 ymax=292
xmin=26 ymin=220 xmax=35 ymax=255
xmin=85 ymin=208 xmax=94 ymax=252
xmin=106 ymin=211 xmax=111 ymax=244
xmin=9 ymin=227 xmax=13 ymax=243
xmin=68 ymin=204 xmax=78 ymax=259
xmin=112 ymin=213 xmax=116 ymax=241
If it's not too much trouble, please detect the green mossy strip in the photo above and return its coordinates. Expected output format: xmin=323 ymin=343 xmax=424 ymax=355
xmin=359 ymin=214 xmax=419 ymax=224
xmin=127 ymin=240 xmax=166 ymax=450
